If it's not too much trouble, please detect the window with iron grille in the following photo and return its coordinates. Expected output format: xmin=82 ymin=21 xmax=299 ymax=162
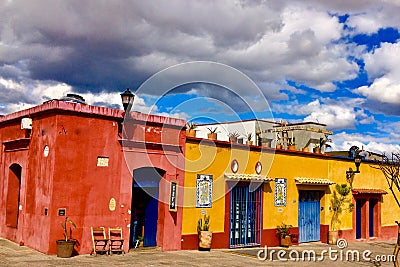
xmin=229 ymin=185 xmax=262 ymax=248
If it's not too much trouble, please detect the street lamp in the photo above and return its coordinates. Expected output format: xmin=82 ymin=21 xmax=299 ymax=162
xmin=354 ymin=155 xmax=362 ymax=172
xmin=346 ymin=155 xmax=362 ymax=185
xmin=120 ymin=88 xmax=135 ymax=112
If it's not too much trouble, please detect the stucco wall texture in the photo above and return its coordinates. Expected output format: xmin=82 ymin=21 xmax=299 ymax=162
xmin=182 ymin=138 xmax=397 ymax=249
xmin=0 ymin=101 xmax=186 ymax=254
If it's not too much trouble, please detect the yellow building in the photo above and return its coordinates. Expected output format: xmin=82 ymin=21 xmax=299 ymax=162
xmin=181 ymin=137 xmax=397 ymax=249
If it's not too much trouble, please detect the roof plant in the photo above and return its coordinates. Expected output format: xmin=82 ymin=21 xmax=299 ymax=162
xmin=187 ymin=122 xmax=197 ymax=130
xmin=207 ymin=127 xmax=218 ymax=133
xmin=246 ymin=132 xmax=253 ymax=141
xmin=228 ymin=131 xmax=240 ymax=138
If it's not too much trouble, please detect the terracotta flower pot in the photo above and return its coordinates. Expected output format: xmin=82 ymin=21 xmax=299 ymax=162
xmin=313 ymin=147 xmax=321 ymax=154
xmin=262 ymin=142 xmax=270 ymax=148
xmin=198 ymin=231 xmax=212 ymax=250
xmin=288 ymin=145 xmax=296 ymax=151
xmin=276 ymin=144 xmax=282 ymax=149
xmin=302 ymin=147 xmax=309 ymax=152
xmin=186 ymin=129 xmax=196 ymax=138
xmin=229 ymin=137 xmax=238 ymax=143
xmin=279 ymin=235 xmax=292 ymax=247
xmin=328 ymin=230 xmax=338 ymax=245
xmin=56 ymin=240 xmax=76 ymax=258
xmin=207 ymin=133 xmax=217 ymax=140
xmin=246 ymin=141 xmax=253 ymax=145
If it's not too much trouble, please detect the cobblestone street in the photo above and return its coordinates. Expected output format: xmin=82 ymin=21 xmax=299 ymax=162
xmin=0 ymin=238 xmax=398 ymax=266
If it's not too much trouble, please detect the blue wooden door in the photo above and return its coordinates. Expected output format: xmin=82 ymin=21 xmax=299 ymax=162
xmin=355 ymin=198 xmax=364 ymax=239
xmin=369 ymin=199 xmax=377 ymax=237
xmin=144 ymin=196 xmax=158 ymax=246
xmin=298 ymin=191 xmax=320 ymax=243
xmin=230 ymin=186 xmax=262 ymax=247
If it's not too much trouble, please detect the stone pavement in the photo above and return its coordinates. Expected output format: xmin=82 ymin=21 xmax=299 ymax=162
xmin=0 ymin=238 xmax=398 ymax=266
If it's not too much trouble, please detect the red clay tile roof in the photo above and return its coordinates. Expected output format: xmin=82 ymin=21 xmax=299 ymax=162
xmin=225 ymin=173 xmax=273 ymax=182
xmin=352 ymin=189 xmax=388 ymax=195
xmin=295 ymin=177 xmax=335 ymax=185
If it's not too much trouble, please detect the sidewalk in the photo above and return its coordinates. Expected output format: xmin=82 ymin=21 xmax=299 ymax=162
xmin=0 ymin=238 xmax=397 ymax=266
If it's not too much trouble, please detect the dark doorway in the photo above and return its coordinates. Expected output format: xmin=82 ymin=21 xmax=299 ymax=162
xmin=356 ymin=198 xmax=366 ymax=239
xmin=369 ymin=199 xmax=378 ymax=237
xmin=6 ymin=164 xmax=22 ymax=228
xmin=130 ymin=168 xmax=164 ymax=248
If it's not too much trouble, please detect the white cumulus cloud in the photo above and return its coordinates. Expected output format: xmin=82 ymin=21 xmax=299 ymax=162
xmin=356 ymin=42 xmax=400 ymax=104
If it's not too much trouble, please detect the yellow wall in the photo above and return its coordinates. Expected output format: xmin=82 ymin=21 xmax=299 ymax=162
xmin=183 ymin=139 xmax=399 ymax=235
xmin=345 ymin=160 xmax=397 ymax=226
xmin=265 ymin=153 xmax=329 ymax=229
xmin=183 ymin=141 xmax=270 ymax=234
xmin=326 ymin=159 xmax=398 ymax=229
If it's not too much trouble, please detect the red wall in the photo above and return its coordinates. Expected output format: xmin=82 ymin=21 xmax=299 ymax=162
xmin=0 ymin=101 xmax=186 ymax=255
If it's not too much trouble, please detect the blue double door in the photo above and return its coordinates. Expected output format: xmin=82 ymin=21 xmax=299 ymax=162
xmin=298 ymin=190 xmax=320 ymax=243
xmin=229 ymin=185 xmax=262 ymax=247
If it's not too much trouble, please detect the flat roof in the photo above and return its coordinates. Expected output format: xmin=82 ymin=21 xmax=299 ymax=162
xmin=196 ymin=119 xmax=280 ymax=126
xmin=0 ymin=100 xmax=186 ymax=127
xmin=196 ymin=119 xmax=327 ymax=127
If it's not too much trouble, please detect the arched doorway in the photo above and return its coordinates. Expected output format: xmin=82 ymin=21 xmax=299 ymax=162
xmin=6 ymin=164 xmax=22 ymax=228
xmin=130 ymin=167 xmax=165 ymax=248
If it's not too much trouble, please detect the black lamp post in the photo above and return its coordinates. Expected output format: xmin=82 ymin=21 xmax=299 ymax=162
xmin=354 ymin=155 xmax=362 ymax=172
xmin=120 ymin=88 xmax=135 ymax=112
xmin=346 ymin=154 xmax=362 ymax=181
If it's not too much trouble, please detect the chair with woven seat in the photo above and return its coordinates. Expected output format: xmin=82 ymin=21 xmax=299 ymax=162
xmin=90 ymin=227 xmax=109 ymax=256
xmin=108 ymin=227 xmax=125 ymax=255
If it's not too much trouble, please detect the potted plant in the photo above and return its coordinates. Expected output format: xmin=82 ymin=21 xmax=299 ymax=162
xmin=186 ymin=122 xmax=197 ymax=138
xmin=276 ymin=223 xmax=292 ymax=247
xmin=319 ymin=137 xmax=332 ymax=154
xmin=137 ymin=235 xmax=144 ymax=247
xmin=207 ymin=127 xmax=218 ymax=140
xmin=313 ymin=144 xmax=321 ymax=154
xmin=288 ymin=137 xmax=296 ymax=150
xmin=276 ymin=134 xmax=282 ymax=149
xmin=262 ymin=138 xmax=270 ymax=147
xmin=246 ymin=132 xmax=253 ymax=145
xmin=197 ymin=214 xmax=212 ymax=250
xmin=329 ymin=184 xmax=354 ymax=244
xmin=228 ymin=131 xmax=240 ymax=143
xmin=56 ymin=217 xmax=77 ymax=258
xmin=302 ymin=146 xmax=310 ymax=152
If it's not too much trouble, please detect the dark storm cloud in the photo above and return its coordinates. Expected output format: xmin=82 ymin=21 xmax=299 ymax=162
xmin=1 ymin=0 xmax=377 ymax=99
xmin=364 ymin=100 xmax=400 ymax=116
xmin=0 ymin=0 xmax=284 ymax=94
xmin=1 ymin=0 xmax=400 ymax=117
xmin=0 ymin=1 xmax=159 ymax=92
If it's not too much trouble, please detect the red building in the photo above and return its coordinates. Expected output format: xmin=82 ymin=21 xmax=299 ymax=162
xmin=0 ymin=99 xmax=186 ymax=254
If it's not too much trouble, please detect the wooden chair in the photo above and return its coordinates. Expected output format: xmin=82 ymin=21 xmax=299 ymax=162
xmin=108 ymin=227 xmax=125 ymax=255
xmin=90 ymin=227 xmax=109 ymax=256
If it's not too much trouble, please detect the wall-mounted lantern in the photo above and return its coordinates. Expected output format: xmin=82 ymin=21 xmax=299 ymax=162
xmin=346 ymin=155 xmax=362 ymax=186
xmin=120 ymin=88 xmax=135 ymax=112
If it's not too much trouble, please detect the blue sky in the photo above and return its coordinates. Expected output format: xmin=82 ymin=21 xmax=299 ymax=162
xmin=0 ymin=1 xmax=400 ymax=154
